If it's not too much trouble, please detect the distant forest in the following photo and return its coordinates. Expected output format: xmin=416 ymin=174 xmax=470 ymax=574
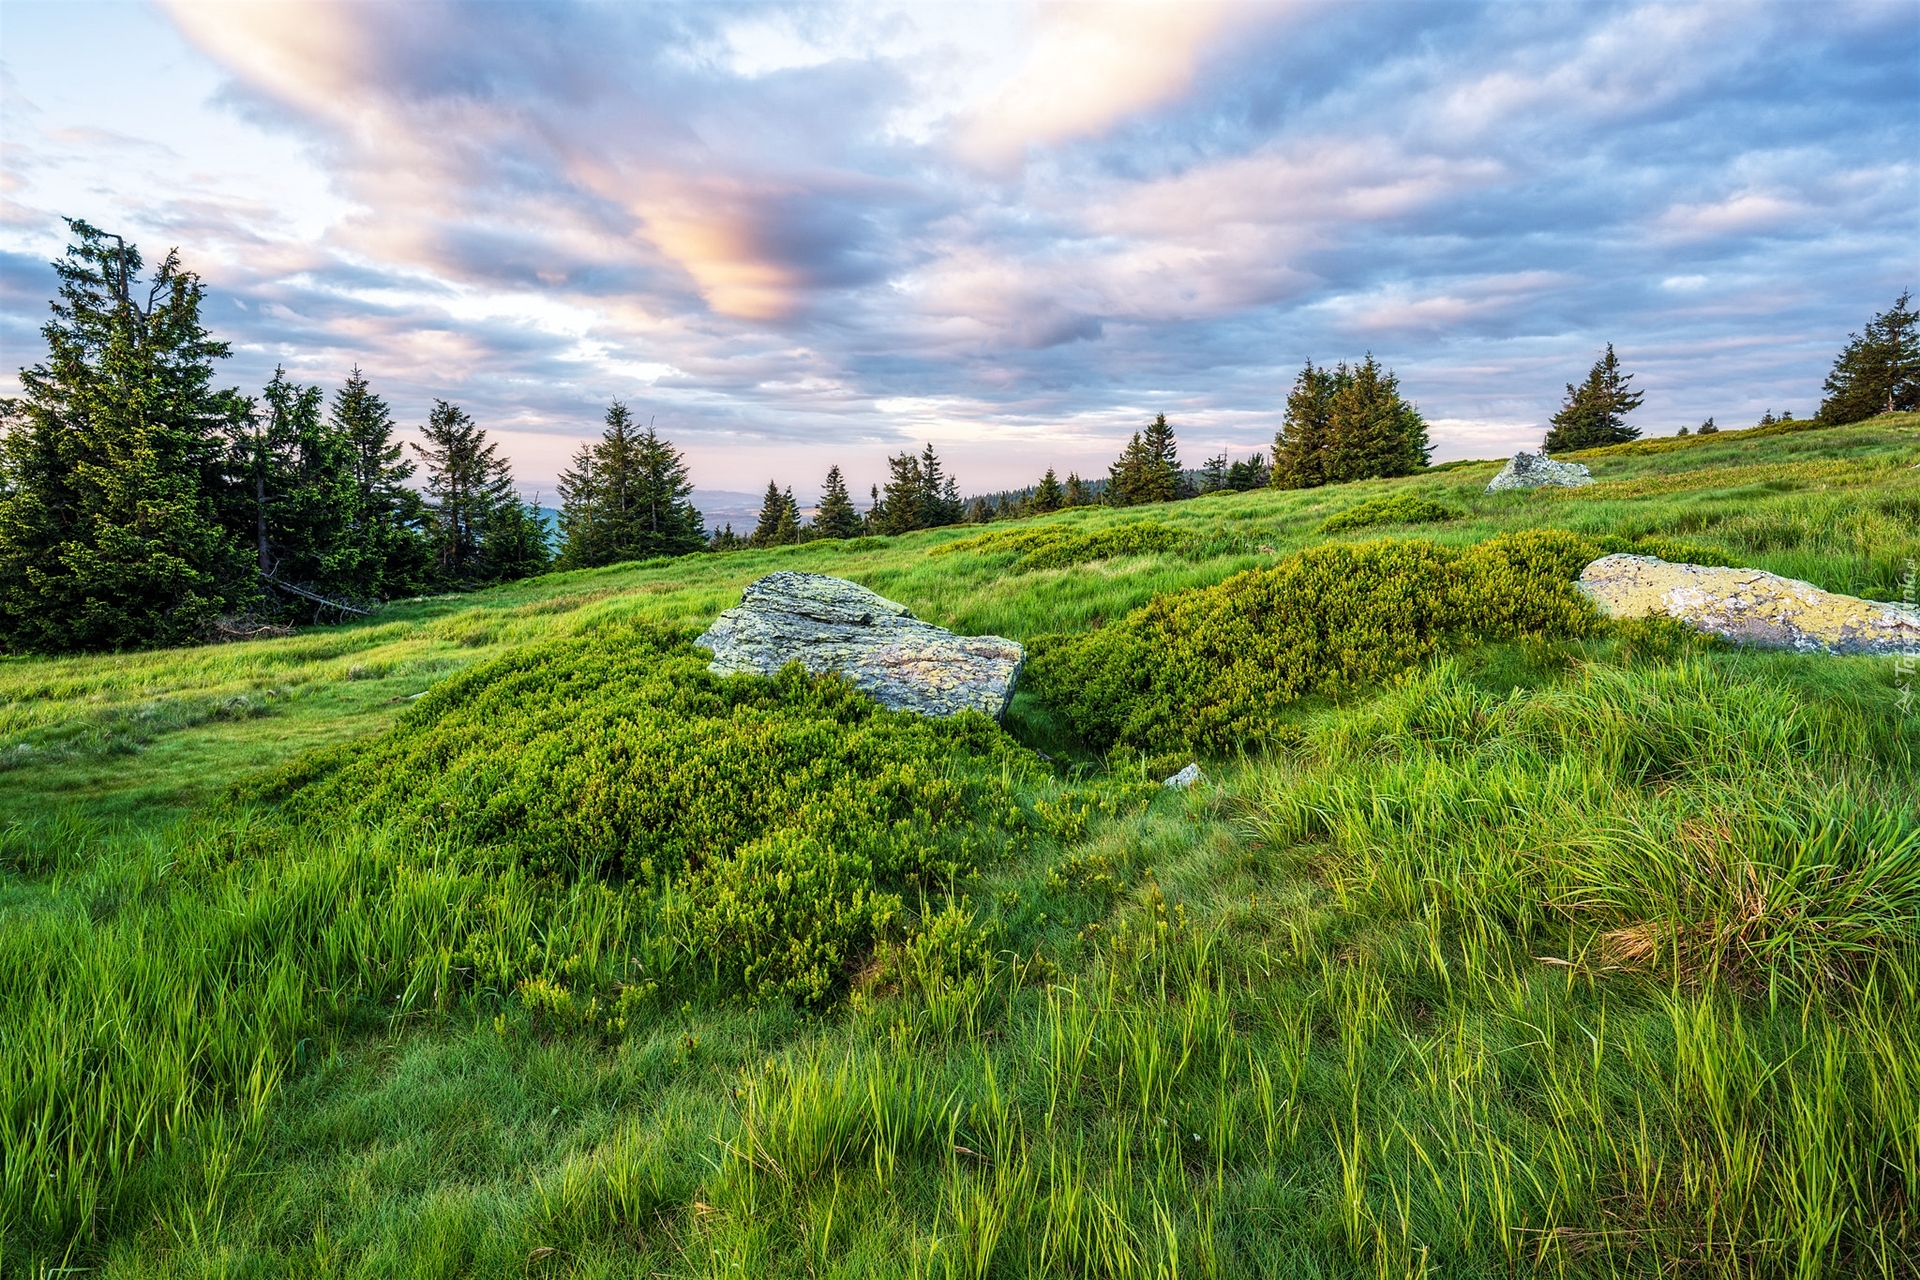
xmin=2 ymin=220 xmax=1914 ymax=655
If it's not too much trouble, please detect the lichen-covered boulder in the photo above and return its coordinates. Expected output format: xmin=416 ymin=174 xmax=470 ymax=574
xmin=1487 ymin=451 xmax=1594 ymax=493
xmin=1578 ymin=554 xmax=1920 ymax=654
xmin=695 ymin=571 xmax=1024 ymax=718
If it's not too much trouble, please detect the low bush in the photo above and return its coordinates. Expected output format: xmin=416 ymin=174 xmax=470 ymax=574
xmin=1318 ymin=491 xmax=1461 ymax=534
xmin=1026 ymin=530 xmax=1601 ymax=757
xmin=937 ymin=521 xmax=1191 ymax=571
xmin=240 ymin=622 xmax=1052 ymax=1003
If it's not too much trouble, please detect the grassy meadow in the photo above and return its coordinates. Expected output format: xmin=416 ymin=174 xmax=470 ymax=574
xmin=3 ymin=414 xmax=1919 ymax=1278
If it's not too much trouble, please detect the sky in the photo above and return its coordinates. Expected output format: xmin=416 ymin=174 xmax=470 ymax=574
xmin=2 ymin=0 xmax=1916 ymax=513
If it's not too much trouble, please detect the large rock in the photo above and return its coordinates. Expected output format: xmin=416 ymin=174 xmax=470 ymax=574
xmin=1487 ymin=451 xmax=1594 ymax=493
xmin=695 ymin=571 xmax=1024 ymax=718
xmin=1578 ymin=554 xmax=1920 ymax=654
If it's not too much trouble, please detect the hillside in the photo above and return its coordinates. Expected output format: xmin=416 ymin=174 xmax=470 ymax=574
xmin=4 ymin=414 xmax=1918 ymax=1277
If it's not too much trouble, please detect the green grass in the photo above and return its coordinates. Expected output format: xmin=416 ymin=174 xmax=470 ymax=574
xmin=3 ymin=414 xmax=1918 ymax=1277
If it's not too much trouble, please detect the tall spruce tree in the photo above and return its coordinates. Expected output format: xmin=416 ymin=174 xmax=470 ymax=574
xmin=1107 ymin=414 xmax=1180 ymax=506
xmin=813 ymin=465 xmax=861 ymax=539
xmin=630 ymin=418 xmax=704 ymax=557
xmin=751 ymin=480 xmax=793 ymax=546
xmin=0 ymin=220 xmax=252 ymax=652
xmin=239 ymin=366 xmax=370 ymax=614
xmin=1032 ymin=467 xmax=1065 ymax=513
xmin=556 ymin=404 xmax=703 ymax=567
xmin=1544 ymin=345 xmax=1642 ymax=452
xmin=913 ymin=443 xmax=964 ymax=528
xmin=1272 ymin=360 xmax=1340 ymax=490
xmin=329 ymin=367 xmax=429 ymax=597
xmin=555 ymin=443 xmax=600 ymax=567
xmin=871 ymin=451 xmax=926 ymax=534
xmin=1817 ymin=291 xmax=1920 ymax=424
xmin=413 ymin=400 xmax=514 ymax=585
xmin=1320 ymin=355 xmax=1430 ymax=482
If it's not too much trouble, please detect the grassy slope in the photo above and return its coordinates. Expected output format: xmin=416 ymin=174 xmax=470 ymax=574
xmin=2 ymin=414 xmax=1917 ymax=1277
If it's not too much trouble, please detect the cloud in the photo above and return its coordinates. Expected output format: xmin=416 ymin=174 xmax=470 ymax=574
xmin=0 ymin=0 xmax=1912 ymax=493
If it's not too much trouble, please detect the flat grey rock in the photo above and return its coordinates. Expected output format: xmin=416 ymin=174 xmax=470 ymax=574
xmin=696 ymin=571 xmax=1024 ymax=719
xmin=1578 ymin=554 xmax=1920 ymax=654
xmin=1487 ymin=451 xmax=1593 ymax=493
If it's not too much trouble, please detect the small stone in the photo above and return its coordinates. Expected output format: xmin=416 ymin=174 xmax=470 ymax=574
xmin=696 ymin=571 xmax=1024 ymax=718
xmin=1163 ymin=762 xmax=1204 ymax=789
xmin=1578 ymin=554 xmax=1920 ymax=654
xmin=1487 ymin=451 xmax=1594 ymax=493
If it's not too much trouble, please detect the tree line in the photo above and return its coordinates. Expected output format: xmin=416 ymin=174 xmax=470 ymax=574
xmin=0 ymin=221 xmax=551 ymax=653
xmin=6 ymin=219 xmax=1912 ymax=653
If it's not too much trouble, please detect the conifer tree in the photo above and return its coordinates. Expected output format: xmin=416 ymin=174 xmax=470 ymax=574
xmin=239 ymin=366 xmax=369 ymax=613
xmin=1107 ymin=414 xmax=1180 ymax=506
xmin=1818 ymin=291 xmax=1920 ymax=423
xmin=478 ymin=492 xmax=552 ymax=583
xmin=630 ymin=417 xmax=705 ymax=557
xmin=750 ymin=480 xmax=791 ymax=546
xmin=0 ymin=220 xmax=252 ymax=651
xmin=871 ymin=451 xmax=925 ymax=534
xmin=1064 ymin=472 xmax=1092 ymax=507
xmin=813 ymin=465 xmax=861 ymax=539
xmin=1032 ymin=467 xmax=1065 ymax=513
xmin=1225 ymin=453 xmax=1270 ymax=491
xmin=1199 ymin=453 xmax=1228 ymax=493
xmin=774 ymin=487 xmax=800 ymax=544
xmin=329 ymin=367 xmax=429 ymax=596
xmin=909 ymin=443 xmax=964 ymax=528
xmin=555 ymin=442 xmax=601 ymax=567
xmin=1320 ymin=355 xmax=1430 ymax=482
xmin=413 ymin=400 xmax=515 ymax=585
xmin=1543 ymin=345 xmax=1642 ymax=452
xmin=1272 ymin=360 xmax=1340 ymax=489
xmin=557 ymin=404 xmax=702 ymax=567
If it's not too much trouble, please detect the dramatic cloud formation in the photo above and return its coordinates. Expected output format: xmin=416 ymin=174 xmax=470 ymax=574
xmin=2 ymin=0 xmax=1915 ymax=500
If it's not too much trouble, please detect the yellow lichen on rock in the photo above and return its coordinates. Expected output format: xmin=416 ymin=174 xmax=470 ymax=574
xmin=1578 ymin=554 xmax=1920 ymax=654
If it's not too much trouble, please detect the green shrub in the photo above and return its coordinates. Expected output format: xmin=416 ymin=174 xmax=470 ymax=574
xmin=1318 ymin=492 xmax=1461 ymax=534
xmin=1026 ymin=530 xmax=1601 ymax=757
xmin=240 ymin=622 xmax=1048 ymax=1002
xmin=937 ymin=521 xmax=1191 ymax=571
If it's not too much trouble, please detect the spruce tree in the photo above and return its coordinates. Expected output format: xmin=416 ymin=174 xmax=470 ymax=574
xmin=241 ymin=366 xmax=368 ymax=613
xmin=329 ymin=368 xmax=429 ymax=596
xmin=1817 ymin=291 xmax=1920 ymax=423
xmin=555 ymin=443 xmax=601 ymax=568
xmin=1064 ymin=472 xmax=1092 ymax=507
xmin=0 ymin=220 xmax=252 ymax=651
xmin=813 ymin=465 xmax=861 ymax=539
xmin=557 ymin=404 xmax=703 ymax=566
xmin=630 ymin=418 xmax=704 ymax=557
xmin=1321 ymin=355 xmax=1430 ymax=482
xmin=912 ymin=443 xmax=964 ymax=528
xmin=479 ymin=493 xmax=552 ymax=583
xmin=1032 ymin=467 xmax=1065 ymax=513
xmin=872 ymin=451 xmax=925 ymax=534
xmin=1272 ymin=360 xmax=1340 ymax=489
xmin=750 ymin=480 xmax=789 ymax=546
xmin=1107 ymin=415 xmax=1180 ymax=506
xmin=1199 ymin=453 xmax=1228 ymax=493
xmin=1225 ymin=453 xmax=1270 ymax=491
xmin=1543 ymin=345 xmax=1642 ymax=452
xmin=413 ymin=400 xmax=513 ymax=585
